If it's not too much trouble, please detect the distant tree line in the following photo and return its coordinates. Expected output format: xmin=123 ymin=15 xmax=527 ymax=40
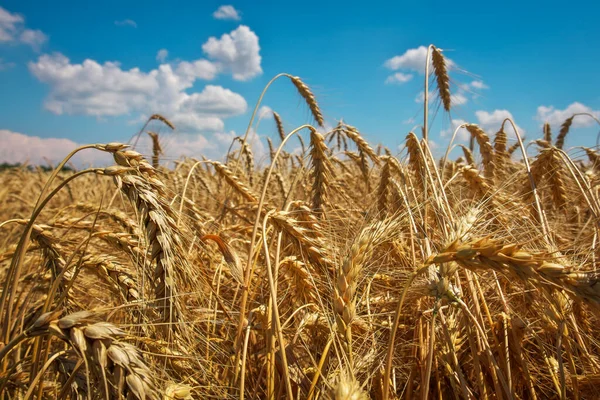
xmin=0 ymin=162 xmax=74 ymax=172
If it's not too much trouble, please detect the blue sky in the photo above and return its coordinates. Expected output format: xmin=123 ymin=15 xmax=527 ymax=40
xmin=1 ymin=0 xmax=599 ymax=165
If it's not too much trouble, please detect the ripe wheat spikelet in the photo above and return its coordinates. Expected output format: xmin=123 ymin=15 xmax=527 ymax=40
xmin=343 ymin=123 xmax=381 ymax=166
xmin=148 ymin=114 xmax=175 ymax=130
xmin=543 ymin=122 xmax=552 ymax=142
xmin=556 ymin=116 xmax=574 ymax=149
xmin=29 ymin=311 xmax=160 ymax=400
xmin=466 ymin=124 xmax=494 ymax=178
xmin=309 ymin=128 xmax=333 ymax=215
xmin=109 ymin=149 xmax=191 ymax=327
xmin=377 ymin=156 xmax=392 ymax=214
xmin=431 ymin=47 xmax=451 ymax=112
xmin=147 ymin=131 xmax=162 ymax=168
xmin=427 ymin=237 xmax=600 ymax=309
xmin=406 ymin=131 xmax=425 ymax=189
xmin=458 ymin=144 xmax=475 ymax=166
xmin=212 ymin=161 xmax=258 ymax=203
xmin=289 ymin=76 xmax=325 ymax=126
xmin=273 ymin=111 xmax=286 ymax=141
xmin=526 ymin=148 xmax=568 ymax=210
xmin=493 ymin=128 xmax=507 ymax=181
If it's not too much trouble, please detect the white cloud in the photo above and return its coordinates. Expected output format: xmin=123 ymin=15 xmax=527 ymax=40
xmin=384 ymin=45 xmax=454 ymax=74
xmin=215 ymin=128 xmax=267 ymax=162
xmin=156 ymin=49 xmax=168 ymax=63
xmin=258 ymin=105 xmax=273 ymax=120
xmin=0 ymin=129 xmax=227 ymax=167
xmin=175 ymin=59 xmax=218 ymax=81
xmin=470 ymin=80 xmax=488 ymax=90
xmin=475 ymin=109 xmax=524 ymax=137
xmin=415 ymin=88 xmax=474 ymax=107
xmin=202 ymin=25 xmax=262 ymax=81
xmin=114 ymin=19 xmax=137 ymax=28
xmin=0 ymin=6 xmax=47 ymax=50
xmin=414 ymin=90 xmax=434 ymax=103
xmin=536 ymin=102 xmax=600 ymax=129
xmin=136 ymin=132 xmax=214 ymax=160
xmin=441 ymin=119 xmax=469 ymax=141
xmin=179 ymin=85 xmax=247 ymax=117
xmin=0 ymin=6 xmax=24 ymax=42
xmin=29 ymin=53 xmax=247 ymax=132
xmin=0 ymin=129 xmax=112 ymax=166
xmin=19 ymin=29 xmax=47 ymax=50
xmin=385 ymin=46 xmax=429 ymax=73
xmin=385 ymin=72 xmax=413 ymax=85
xmin=451 ymin=93 xmax=468 ymax=106
xmin=213 ymin=5 xmax=241 ymax=21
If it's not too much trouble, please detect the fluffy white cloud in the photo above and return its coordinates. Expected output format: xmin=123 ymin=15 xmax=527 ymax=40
xmin=385 ymin=46 xmax=429 ymax=73
xmin=213 ymin=5 xmax=241 ymax=21
xmin=179 ymin=85 xmax=247 ymax=117
xmin=258 ymin=105 xmax=273 ymax=120
xmin=29 ymin=25 xmax=261 ymax=129
xmin=215 ymin=128 xmax=268 ymax=162
xmin=175 ymin=59 xmax=218 ymax=81
xmin=114 ymin=19 xmax=137 ymax=28
xmin=0 ymin=6 xmax=47 ymax=49
xmin=385 ymin=72 xmax=413 ymax=85
xmin=29 ymin=53 xmax=247 ymax=131
xmin=536 ymin=102 xmax=600 ymax=129
xmin=475 ymin=109 xmax=524 ymax=137
xmin=0 ymin=7 xmax=24 ymax=42
xmin=441 ymin=119 xmax=469 ymax=141
xmin=451 ymin=93 xmax=468 ymax=106
xmin=0 ymin=128 xmax=232 ymax=167
xmin=156 ymin=49 xmax=168 ymax=63
xmin=414 ymin=90 xmax=431 ymax=103
xmin=470 ymin=80 xmax=488 ymax=90
xmin=30 ymin=53 xmax=165 ymax=116
xmin=19 ymin=29 xmax=46 ymax=50
xmin=135 ymin=131 xmax=215 ymax=160
xmin=202 ymin=25 xmax=262 ymax=81
xmin=384 ymin=45 xmax=454 ymax=74
xmin=414 ymin=86 xmax=477 ymax=108
xmin=0 ymin=129 xmax=112 ymax=166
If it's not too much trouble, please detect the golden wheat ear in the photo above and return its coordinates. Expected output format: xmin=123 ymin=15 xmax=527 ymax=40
xmin=555 ymin=116 xmax=574 ymax=149
xmin=148 ymin=113 xmax=175 ymax=130
xmin=431 ymin=47 xmax=452 ymax=112
xmin=273 ymin=111 xmax=286 ymax=141
xmin=289 ymin=76 xmax=325 ymax=127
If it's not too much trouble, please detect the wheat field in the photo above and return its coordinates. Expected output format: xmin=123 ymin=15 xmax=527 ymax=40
xmin=1 ymin=45 xmax=600 ymax=399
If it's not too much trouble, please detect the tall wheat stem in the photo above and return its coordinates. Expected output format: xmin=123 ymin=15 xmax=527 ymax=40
xmin=423 ymin=45 xmax=433 ymax=141
xmin=232 ymin=125 xmax=313 ymax=384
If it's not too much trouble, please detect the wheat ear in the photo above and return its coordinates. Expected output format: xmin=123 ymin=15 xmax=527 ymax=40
xmin=466 ymin=124 xmax=494 ymax=178
xmin=273 ymin=111 xmax=286 ymax=142
xmin=555 ymin=116 xmax=574 ymax=149
xmin=431 ymin=46 xmax=451 ymax=112
xmin=309 ymin=128 xmax=332 ymax=215
xmin=147 ymin=131 xmax=162 ymax=168
xmin=290 ymin=76 xmax=324 ymax=126
xmin=543 ymin=123 xmax=552 ymax=142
